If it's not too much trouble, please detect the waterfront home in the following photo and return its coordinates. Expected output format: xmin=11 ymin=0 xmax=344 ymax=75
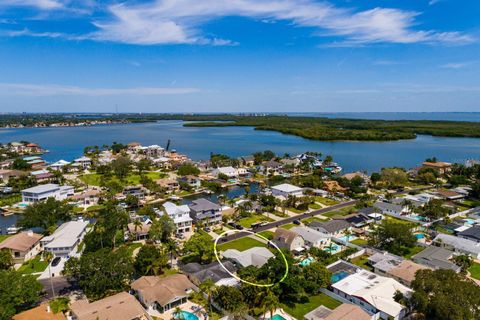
xmin=131 ymin=274 xmax=194 ymax=314
xmin=30 ymin=169 xmax=54 ymax=183
xmin=323 ymin=180 xmax=347 ymax=194
xmin=188 ymin=198 xmax=222 ymax=226
xmin=21 ymin=183 xmax=74 ymax=203
xmin=433 ymin=233 xmax=480 ymax=259
xmin=70 ymin=292 xmax=152 ymax=320
xmin=422 ymin=161 xmax=452 ymax=174
xmin=177 ymin=175 xmax=202 ymax=188
xmin=162 ymin=202 xmax=193 ymax=233
xmin=261 ymin=159 xmax=283 ymax=174
xmin=212 ymin=166 xmax=238 ymax=178
xmin=272 ymin=228 xmax=305 ymax=252
xmin=271 ymin=183 xmax=303 ymax=198
xmin=41 ymin=219 xmax=89 ymax=257
xmin=123 ymin=185 xmax=146 ymax=199
xmin=223 ymin=247 xmax=274 ymax=268
xmin=373 ymin=201 xmax=407 ymax=216
xmin=305 ymin=304 xmax=372 ymax=320
xmin=238 ymin=155 xmax=255 ymax=167
xmin=26 ymin=158 xmax=46 ymax=169
xmin=411 ymin=246 xmax=461 ymax=272
xmin=70 ymin=189 xmax=101 ymax=206
xmin=308 ymin=220 xmax=351 ymax=238
xmin=457 ymin=225 xmax=480 ymax=243
xmin=127 ymin=221 xmax=151 ymax=241
xmin=342 ymin=171 xmax=370 ymax=185
xmin=49 ymin=159 xmax=70 ymax=171
xmin=290 ymin=226 xmax=331 ymax=248
xmin=155 ymin=178 xmax=180 ymax=193
xmin=0 ymin=231 xmax=43 ymax=264
xmin=330 ymin=265 xmax=411 ymax=320
xmin=180 ymin=260 xmax=239 ymax=286
xmin=74 ymin=156 xmax=92 ymax=169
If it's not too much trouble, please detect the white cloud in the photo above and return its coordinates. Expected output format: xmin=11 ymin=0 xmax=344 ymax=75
xmin=86 ymin=0 xmax=474 ymax=46
xmin=0 ymin=83 xmax=200 ymax=96
xmin=440 ymin=61 xmax=477 ymax=69
xmin=0 ymin=0 xmax=64 ymax=10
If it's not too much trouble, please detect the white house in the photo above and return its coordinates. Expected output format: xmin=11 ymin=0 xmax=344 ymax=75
xmin=74 ymin=156 xmax=92 ymax=169
xmin=41 ymin=219 xmax=89 ymax=257
xmin=213 ymin=166 xmax=238 ymax=178
xmin=21 ymin=183 xmax=74 ymax=203
xmin=49 ymin=159 xmax=71 ymax=171
xmin=162 ymin=202 xmax=193 ymax=233
xmin=271 ymin=183 xmax=303 ymax=198
xmin=223 ymin=247 xmax=274 ymax=268
xmin=433 ymin=233 xmax=480 ymax=259
xmin=331 ymin=267 xmax=411 ymax=320
xmin=290 ymin=226 xmax=331 ymax=248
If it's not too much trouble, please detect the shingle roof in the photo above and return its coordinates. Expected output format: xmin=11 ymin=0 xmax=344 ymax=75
xmin=181 ymin=261 xmax=237 ymax=284
xmin=131 ymin=274 xmax=194 ymax=307
xmin=273 ymin=228 xmax=300 ymax=246
xmin=309 ymin=220 xmax=351 ymax=233
xmin=189 ymin=198 xmax=221 ymax=212
xmin=458 ymin=226 xmax=480 ymax=242
xmin=0 ymin=231 xmax=42 ymax=252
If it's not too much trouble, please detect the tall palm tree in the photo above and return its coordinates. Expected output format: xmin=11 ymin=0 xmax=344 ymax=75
xmin=262 ymin=289 xmax=280 ymax=320
xmin=199 ymin=279 xmax=216 ymax=313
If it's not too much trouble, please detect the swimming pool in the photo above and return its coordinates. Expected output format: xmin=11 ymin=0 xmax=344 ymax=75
xmin=270 ymin=315 xmax=287 ymax=320
xmin=175 ymin=311 xmax=199 ymax=320
xmin=337 ymin=235 xmax=357 ymax=243
xmin=323 ymin=243 xmax=342 ymax=254
xmin=464 ymin=218 xmax=476 ymax=225
xmin=415 ymin=233 xmax=425 ymax=239
xmin=300 ymin=257 xmax=315 ymax=267
xmin=331 ymin=271 xmax=350 ymax=283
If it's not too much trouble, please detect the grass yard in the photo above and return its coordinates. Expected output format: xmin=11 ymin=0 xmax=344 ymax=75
xmin=237 ymin=214 xmax=274 ymax=228
xmin=468 ymin=263 xmax=480 ymax=280
xmin=350 ymin=255 xmax=373 ymax=271
xmin=280 ymin=223 xmax=296 ymax=230
xmin=270 ymin=211 xmax=288 ymax=218
xmin=403 ymin=246 xmax=425 ymax=259
xmin=351 ymin=238 xmax=368 ymax=246
xmin=18 ymin=256 xmax=49 ymax=274
xmin=80 ymin=171 xmax=165 ymax=186
xmin=315 ymin=197 xmax=339 ymax=206
xmin=0 ymin=234 xmax=11 ymax=242
xmin=257 ymin=231 xmax=274 ymax=240
xmin=301 ymin=216 xmax=324 ymax=225
xmin=309 ymin=203 xmax=322 ymax=210
xmin=218 ymin=237 xmax=266 ymax=251
xmin=322 ymin=206 xmax=355 ymax=218
xmin=282 ymin=293 xmax=341 ymax=320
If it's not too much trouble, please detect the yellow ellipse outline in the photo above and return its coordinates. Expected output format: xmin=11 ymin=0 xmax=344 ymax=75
xmin=213 ymin=229 xmax=289 ymax=287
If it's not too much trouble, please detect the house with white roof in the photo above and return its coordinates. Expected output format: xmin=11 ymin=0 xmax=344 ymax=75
xmin=212 ymin=166 xmax=239 ymax=178
xmin=290 ymin=226 xmax=331 ymax=248
xmin=49 ymin=159 xmax=71 ymax=171
xmin=433 ymin=233 xmax=480 ymax=259
xmin=271 ymin=183 xmax=303 ymax=198
xmin=21 ymin=183 xmax=74 ymax=203
xmin=74 ymin=156 xmax=92 ymax=169
xmin=162 ymin=202 xmax=193 ymax=233
xmin=41 ymin=219 xmax=89 ymax=257
xmin=331 ymin=267 xmax=411 ymax=320
xmin=222 ymin=247 xmax=274 ymax=268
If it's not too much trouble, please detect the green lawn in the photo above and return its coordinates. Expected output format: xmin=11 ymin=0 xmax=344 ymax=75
xmin=301 ymin=217 xmax=324 ymax=225
xmin=309 ymin=203 xmax=322 ymax=210
xmin=350 ymin=255 xmax=373 ymax=271
xmin=469 ymin=263 xmax=480 ymax=280
xmin=281 ymin=223 xmax=296 ymax=230
xmin=18 ymin=256 xmax=48 ymax=274
xmin=314 ymin=197 xmax=339 ymax=206
xmin=322 ymin=206 xmax=355 ymax=218
xmin=218 ymin=237 xmax=266 ymax=251
xmin=237 ymin=215 xmax=273 ymax=228
xmin=79 ymin=171 xmax=165 ymax=186
xmin=0 ymin=235 xmax=11 ymax=242
xmin=287 ymin=207 xmax=305 ymax=214
xmin=124 ymin=242 xmax=143 ymax=256
xmin=282 ymin=293 xmax=341 ymax=319
xmin=257 ymin=231 xmax=274 ymax=240
xmin=403 ymin=246 xmax=425 ymax=259
xmin=351 ymin=238 xmax=368 ymax=246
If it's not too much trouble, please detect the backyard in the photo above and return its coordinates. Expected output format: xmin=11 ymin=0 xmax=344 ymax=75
xmin=282 ymin=293 xmax=341 ymax=319
xmin=79 ymin=171 xmax=165 ymax=186
xmin=217 ymin=237 xmax=266 ymax=251
xmin=17 ymin=256 xmax=49 ymax=274
xmin=469 ymin=262 xmax=480 ymax=280
xmin=237 ymin=214 xmax=274 ymax=228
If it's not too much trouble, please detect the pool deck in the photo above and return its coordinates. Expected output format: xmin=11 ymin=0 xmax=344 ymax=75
xmin=261 ymin=308 xmax=296 ymax=320
xmin=148 ymin=301 xmax=205 ymax=320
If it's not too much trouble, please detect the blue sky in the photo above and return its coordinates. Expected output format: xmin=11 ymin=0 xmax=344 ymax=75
xmin=0 ymin=0 xmax=479 ymax=113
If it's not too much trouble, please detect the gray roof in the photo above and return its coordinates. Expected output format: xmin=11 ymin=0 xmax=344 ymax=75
xmin=189 ymin=198 xmax=221 ymax=212
xmin=369 ymin=252 xmax=403 ymax=273
xmin=309 ymin=220 xmax=351 ymax=233
xmin=181 ymin=261 xmax=237 ymax=284
xmin=412 ymin=246 xmax=460 ymax=272
xmin=373 ymin=201 xmax=403 ymax=213
xmin=358 ymin=207 xmax=380 ymax=215
xmin=22 ymin=183 xmax=60 ymax=194
xmin=458 ymin=226 xmax=480 ymax=242
xmin=291 ymin=226 xmax=330 ymax=244
xmin=433 ymin=234 xmax=480 ymax=256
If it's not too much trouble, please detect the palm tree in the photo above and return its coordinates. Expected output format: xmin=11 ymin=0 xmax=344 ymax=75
xmin=262 ymin=288 xmax=280 ymax=320
xmin=200 ymin=279 xmax=216 ymax=313
xmin=344 ymin=229 xmax=353 ymax=243
xmin=173 ymin=306 xmax=184 ymax=320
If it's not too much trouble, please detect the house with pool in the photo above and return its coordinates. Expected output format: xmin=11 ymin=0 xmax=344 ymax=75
xmin=131 ymin=274 xmax=195 ymax=314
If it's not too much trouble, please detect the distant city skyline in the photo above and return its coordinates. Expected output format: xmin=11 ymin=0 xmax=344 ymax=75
xmin=0 ymin=0 xmax=479 ymax=112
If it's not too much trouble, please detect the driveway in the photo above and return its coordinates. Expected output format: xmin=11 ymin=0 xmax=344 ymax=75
xmin=38 ymin=256 xmax=67 ymax=280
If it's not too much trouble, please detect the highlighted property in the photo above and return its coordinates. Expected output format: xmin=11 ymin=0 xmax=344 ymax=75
xmin=213 ymin=229 xmax=289 ymax=287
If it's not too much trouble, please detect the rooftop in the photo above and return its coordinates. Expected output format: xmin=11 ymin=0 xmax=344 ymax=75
xmin=131 ymin=274 xmax=194 ymax=307
xmin=42 ymin=220 xmax=89 ymax=249
xmin=22 ymin=183 xmax=60 ymax=194
xmin=291 ymin=226 xmax=330 ymax=243
xmin=222 ymin=246 xmax=274 ymax=268
xmin=271 ymin=183 xmax=303 ymax=193
xmin=0 ymin=231 xmax=42 ymax=252
xmin=189 ymin=198 xmax=221 ymax=212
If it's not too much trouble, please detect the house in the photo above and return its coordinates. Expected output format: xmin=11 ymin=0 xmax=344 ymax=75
xmin=178 ymin=175 xmax=202 ymax=188
xmin=162 ymin=202 xmax=193 ymax=233
xmin=412 ymin=246 xmax=461 ymax=272
xmin=13 ymin=303 xmax=66 ymax=320
xmin=41 ymin=219 xmax=89 ymax=257
xmin=368 ymin=252 xmax=403 ymax=275
xmin=32 ymin=171 xmax=55 ymax=183
xmin=434 ymin=189 xmax=465 ymax=200
xmin=308 ymin=220 xmax=351 ymax=237
xmin=304 ymin=304 xmax=372 ymax=320
xmin=388 ymin=260 xmax=429 ymax=287
xmin=373 ymin=201 xmax=406 ymax=216
xmin=70 ymin=189 xmax=101 ymax=206
xmin=123 ymin=185 xmax=146 ymax=199
xmin=457 ymin=226 xmax=480 ymax=243
xmin=188 ymin=198 xmax=222 ymax=226
xmin=331 ymin=267 xmax=411 ymax=320
xmin=342 ymin=213 xmax=374 ymax=229
xmin=180 ymin=260 xmax=239 ymax=286
xmin=223 ymin=247 xmax=274 ymax=268
xmin=238 ymin=155 xmax=255 ymax=167
xmin=342 ymin=171 xmax=370 ymax=184
xmin=49 ymin=160 xmax=70 ymax=171
xmin=0 ymin=231 xmax=43 ymax=264
xmin=21 ymin=183 xmax=74 ymax=203
xmin=213 ymin=166 xmax=238 ymax=178
xmin=368 ymin=252 xmax=428 ymax=286
xmin=131 ymin=274 xmax=194 ymax=314
xmin=433 ymin=233 xmax=480 ymax=259
xmin=422 ymin=161 xmax=452 ymax=174
xmin=290 ymin=226 xmax=331 ymax=248
xmin=271 ymin=183 xmax=303 ymax=198
xmin=127 ymin=221 xmax=151 ymax=240
xmin=272 ymin=228 xmax=305 ymax=252
xmin=155 ymin=178 xmax=180 ymax=193
xmin=74 ymin=156 xmax=92 ymax=169
xmin=70 ymin=292 xmax=152 ymax=320
xmin=261 ymin=160 xmax=283 ymax=173
xmin=323 ymin=180 xmax=347 ymax=194
xmin=0 ymin=169 xmax=25 ymax=183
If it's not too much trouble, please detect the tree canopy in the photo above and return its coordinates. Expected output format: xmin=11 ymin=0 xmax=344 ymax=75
xmin=0 ymin=270 xmax=42 ymax=320
xmin=368 ymin=220 xmax=416 ymax=256
xmin=18 ymin=198 xmax=73 ymax=234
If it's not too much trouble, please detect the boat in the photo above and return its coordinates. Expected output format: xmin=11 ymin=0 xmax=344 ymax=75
xmin=6 ymin=226 xmax=21 ymax=234
xmin=169 ymin=195 xmax=181 ymax=201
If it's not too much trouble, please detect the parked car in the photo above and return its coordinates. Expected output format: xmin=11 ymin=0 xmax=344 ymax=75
xmin=293 ymin=220 xmax=301 ymax=225
xmin=51 ymin=257 xmax=61 ymax=267
xmin=204 ymin=227 xmax=211 ymax=232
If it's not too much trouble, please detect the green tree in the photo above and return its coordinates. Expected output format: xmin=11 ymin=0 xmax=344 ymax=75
xmin=0 ymin=249 xmax=13 ymax=270
xmin=149 ymin=215 xmax=175 ymax=243
xmin=63 ymin=248 xmax=134 ymax=300
xmin=18 ymin=198 xmax=73 ymax=233
xmin=177 ymin=164 xmax=200 ymax=176
xmin=261 ymin=288 xmax=280 ymax=320
xmin=200 ymin=279 xmax=216 ymax=313
xmin=111 ymin=155 xmax=131 ymax=179
xmin=380 ymin=168 xmax=409 ymax=188
xmin=302 ymin=262 xmax=331 ymax=294
xmin=453 ymin=255 xmax=472 ymax=273
xmin=214 ymin=286 xmax=246 ymax=315
xmin=11 ymin=158 xmax=30 ymax=170
xmin=136 ymin=159 xmax=152 ymax=174
xmin=182 ymin=232 xmax=214 ymax=263
xmin=0 ymin=270 xmax=42 ymax=320
xmin=134 ymin=245 xmax=168 ymax=276
xmin=368 ymin=220 xmax=416 ymax=256
xmin=125 ymin=194 xmax=139 ymax=208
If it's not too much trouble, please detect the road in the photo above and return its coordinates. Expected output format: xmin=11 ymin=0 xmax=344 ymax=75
xmin=217 ymin=186 xmax=433 ymax=244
